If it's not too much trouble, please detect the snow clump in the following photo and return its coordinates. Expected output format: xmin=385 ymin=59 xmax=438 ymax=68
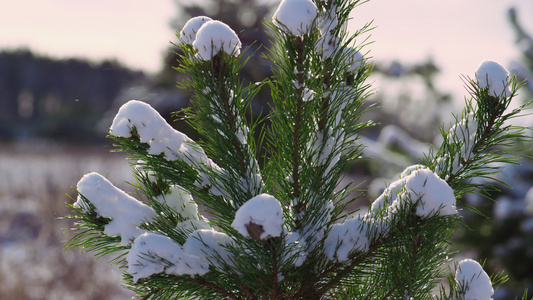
xmin=231 ymin=193 xmax=284 ymax=240
xmin=455 ymin=259 xmax=494 ymax=300
xmin=110 ymin=100 xmax=215 ymax=168
xmin=193 ymin=20 xmax=242 ymax=60
xmin=273 ymin=0 xmax=318 ymax=36
xmin=324 ymin=216 xmax=370 ymax=262
xmin=127 ymin=232 xmax=208 ymax=282
xmin=476 ymin=60 xmax=511 ymax=97
xmin=127 ymin=229 xmax=235 ymax=282
xmin=154 ymin=185 xmax=211 ymax=232
xmin=369 ymin=165 xmax=457 ymax=219
xmin=75 ymin=172 xmax=157 ymax=245
xmin=183 ymin=229 xmax=235 ymax=269
xmin=347 ymin=48 xmax=365 ymax=72
xmin=449 ymin=113 xmax=478 ymax=168
xmin=317 ymin=7 xmax=340 ymax=57
xmin=404 ymin=167 xmax=458 ymax=217
xmin=180 ymin=16 xmax=212 ymax=44
xmin=283 ymin=232 xmax=307 ymax=267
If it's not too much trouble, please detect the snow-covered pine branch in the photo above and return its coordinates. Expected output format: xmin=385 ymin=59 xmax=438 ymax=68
xmin=64 ymin=0 xmax=532 ymax=299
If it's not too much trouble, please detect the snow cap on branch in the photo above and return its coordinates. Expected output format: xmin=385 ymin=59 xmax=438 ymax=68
xmin=324 ymin=216 xmax=370 ymax=262
xmin=273 ymin=0 xmax=318 ymax=36
xmin=180 ymin=16 xmax=212 ymax=44
xmin=455 ymin=259 xmax=494 ymax=300
xmin=193 ymin=20 xmax=242 ymax=60
xmin=475 ymin=60 xmax=511 ymax=97
xmin=75 ymin=172 xmax=157 ymax=245
xmin=155 ymin=185 xmax=199 ymax=218
xmin=402 ymin=166 xmax=458 ymax=217
xmin=183 ymin=229 xmax=234 ymax=268
xmin=231 ymin=193 xmax=284 ymax=240
xmin=127 ymin=233 xmax=208 ymax=282
xmin=154 ymin=185 xmax=211 ymax=232
xmin=109 ymin=100 xmax=212 ymax=166
xmin=370 ymin=165 xmax=457 ymax=219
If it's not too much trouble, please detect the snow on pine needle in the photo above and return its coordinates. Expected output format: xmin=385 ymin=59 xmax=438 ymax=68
xmin=272 ymin=0 xmax=318 ymax=36
xmin=231 ymin=193 xmax=284 ymax=240
xmin=179 ymin=16 xmax=212 ymax=45
xmin=192 ymin=20 xmax=242 ymax=60
xmin=75 ymin=172 xmax=157 ymax=245
xmin=455 ymin=259 xmax=494 ymax=300
xmin=476 ymin=60 xmax=512 ymax=98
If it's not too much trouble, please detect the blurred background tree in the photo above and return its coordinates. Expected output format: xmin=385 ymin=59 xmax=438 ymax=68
xmin=0 ymin=50 xmax=144 ymax=143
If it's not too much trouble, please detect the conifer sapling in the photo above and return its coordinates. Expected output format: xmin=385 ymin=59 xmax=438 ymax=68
xmin=64 ymin=0 xmax=532 ymax=298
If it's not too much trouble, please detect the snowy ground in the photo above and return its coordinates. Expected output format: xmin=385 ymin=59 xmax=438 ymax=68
xmin=0 ymin=141 xmax=135 ymax=300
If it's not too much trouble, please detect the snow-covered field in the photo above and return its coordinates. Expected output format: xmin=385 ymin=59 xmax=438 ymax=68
xmin=0 ymin=141 xmax=135 ymax=300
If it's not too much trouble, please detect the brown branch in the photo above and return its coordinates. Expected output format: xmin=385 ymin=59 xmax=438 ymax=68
xmin=269 ymin=240 xmax=280 ymax=299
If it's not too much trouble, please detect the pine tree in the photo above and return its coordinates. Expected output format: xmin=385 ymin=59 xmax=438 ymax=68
xmin=65 ymin=0 xmax=532 ymax=298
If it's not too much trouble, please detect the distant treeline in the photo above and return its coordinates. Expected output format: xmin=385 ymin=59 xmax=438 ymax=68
xmin=0 ymin=49 xmax=145 ymax=142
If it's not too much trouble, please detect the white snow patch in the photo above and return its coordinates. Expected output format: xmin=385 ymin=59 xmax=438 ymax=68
xmin=154 ymin=185 xmax=198 ymax=219
xmin=183 ymin=229 xmax=234 ymax=268
xmin=317 ymin=8 xmax=339 ymax=57
xmin=154 ymin=185 xmax=211 ymax=232
xmin=127 ymin=233 xmax=208 ymax=282
xmin=476 ymin=60 xmax=511 ymax=97
xmin=180 ymin=16 xmax=212 ymax=44
xmin=346 ymin=48 xmax=364 ymax=73
xmin=231 ymin=193 xmax=284 ymax=240
xmin=404 ymin=167 xmax=458 ymax=217
xmin=309 ymin=129 xmax=340 ymax=176
xmin=324 ymin=216 xmax=370 ymax=263
xmin=273 ymin=0 xmax=318 ymax=36
xmin=450 ymin=113 xmax=478 ymax=167
xmin=369 ymin=165 xmax=457 ymax=219
xmin=369 ymin=177 xmax=404 ymax=215
xmin=193 ymin=20 xmax=242 ymax=60
xmin=283 ymin=232 xmax=307 ymax=267
xmin=455 ymin=259 xmax=494 ymax=300
xmin=302 ymin=87 xmax=315 ymax=102
xmin=109 ymin=100 xmax=218 ymax=173
xmin=75 ymin=172 xmax=157 ymax=245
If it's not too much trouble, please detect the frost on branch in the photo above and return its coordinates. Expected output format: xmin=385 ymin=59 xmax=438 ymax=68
xmin=127 ymin=232 xmax=208 ymax=282
xmin=455 ymin=259 xmax=494 ymax=300
xmin=272 ymin=0 xmax=318 ymax=36
xmin=193 ymin=20 xmax=242 ymax=60
xmin=231 ymin=193 xmax=284 ymax=240
xmin=475 ymin=60 xmax=511 ymax=97
xmin=179 ymin=16 xmax=212 ymax=44
xmin=75 ymin=172 xmax=157 ymax=245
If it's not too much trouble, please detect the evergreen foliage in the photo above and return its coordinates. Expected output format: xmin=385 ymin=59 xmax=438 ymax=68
xmin=64 ymin=0 xmax=532 ymax=298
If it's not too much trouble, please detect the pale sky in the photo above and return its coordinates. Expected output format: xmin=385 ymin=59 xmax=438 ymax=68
xmin=0 ymin=0 xmax=532 ymax=98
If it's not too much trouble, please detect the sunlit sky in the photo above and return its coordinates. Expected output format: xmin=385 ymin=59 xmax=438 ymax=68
xmin=1 ymin=0 xmax=532 ymax=99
